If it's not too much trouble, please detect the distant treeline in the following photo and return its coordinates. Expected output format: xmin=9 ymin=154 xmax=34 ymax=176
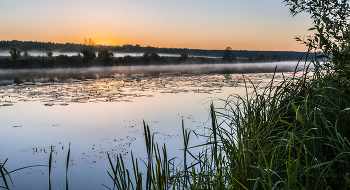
xmin=0 ymin=40 xmax=306 ymax=61
xmin=0 ymin=54 xmax=223 ymax=69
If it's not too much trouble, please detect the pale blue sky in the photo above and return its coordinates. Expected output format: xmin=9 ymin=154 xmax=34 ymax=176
xmin=0 ymin=0 xmax=312 ymax=51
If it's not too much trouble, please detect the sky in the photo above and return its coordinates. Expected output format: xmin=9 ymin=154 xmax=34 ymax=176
xmin=0 ymin=0 xmax=313 ymax=51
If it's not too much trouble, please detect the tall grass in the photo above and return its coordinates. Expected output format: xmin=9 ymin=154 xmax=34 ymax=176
xmin=105 ymin=62 xmax=350 ymax=189
xmin=2 ymin=62 xmax=350 ymax=189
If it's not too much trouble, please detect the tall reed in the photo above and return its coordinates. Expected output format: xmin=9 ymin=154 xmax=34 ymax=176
xmin=105 ymin=62 xmax=350 ymax=189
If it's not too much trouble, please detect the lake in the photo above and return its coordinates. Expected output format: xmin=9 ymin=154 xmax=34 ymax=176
xmin=0 ymin=62 xmax=304 ymax=189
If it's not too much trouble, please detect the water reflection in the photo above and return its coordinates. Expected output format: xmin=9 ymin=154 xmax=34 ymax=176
xmin=0 ymin=64 xmax=301 ymax=189
xmin=0 ymin=61 xmax=306 ymax=82
xmin=0 ymin=71 xmax=288 ymax=107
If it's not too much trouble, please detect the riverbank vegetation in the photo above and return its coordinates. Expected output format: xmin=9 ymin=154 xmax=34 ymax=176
xmin=2 ymin=0 xmax=350 ymax=189
xmin=0 ymin=46 xmax=291 ymax=69
xmin=0 ymin=40 xmax=305 ymax=63
xmin=103 ymin=0 xmax=350 ymax=189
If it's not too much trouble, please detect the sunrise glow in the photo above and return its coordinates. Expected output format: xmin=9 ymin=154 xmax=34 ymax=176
xmin=0 ymin=0 xmax=313 ymax=51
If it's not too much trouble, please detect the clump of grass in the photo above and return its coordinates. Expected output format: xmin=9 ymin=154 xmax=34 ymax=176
xmin=105 ymin=61 xmax=350 ymax=189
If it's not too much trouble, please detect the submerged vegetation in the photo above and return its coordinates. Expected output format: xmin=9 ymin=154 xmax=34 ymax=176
xmin=2 ymin=0 xmax=350 ymax=189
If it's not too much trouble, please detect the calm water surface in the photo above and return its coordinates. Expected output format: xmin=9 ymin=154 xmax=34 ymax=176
xmin=0 ymin=62 xmax=301 ymax=189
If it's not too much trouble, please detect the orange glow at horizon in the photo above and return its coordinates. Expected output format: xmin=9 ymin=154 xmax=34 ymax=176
xmin=94 ymin=37 xmax=119 ymax=46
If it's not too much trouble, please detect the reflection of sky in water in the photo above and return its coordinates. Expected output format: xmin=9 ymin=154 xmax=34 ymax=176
xmin=0 ymin=71 xmax=293 ymax=189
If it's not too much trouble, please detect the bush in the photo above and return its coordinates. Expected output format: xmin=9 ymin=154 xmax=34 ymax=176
xmin=14 ymin=77 xmax=22 ymax=85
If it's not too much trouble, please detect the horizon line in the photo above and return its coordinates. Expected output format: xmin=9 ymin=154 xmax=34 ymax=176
xmin=0 ymin=39 xmax=306 ymax=53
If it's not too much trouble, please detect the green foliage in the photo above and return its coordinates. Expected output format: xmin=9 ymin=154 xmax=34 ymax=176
xmin=55 ymin=55 xmax=83 ymax=68
xmin=284 ymin=0 xmax=350 ymax=77
xmin=46 ymin=49 xmax=53 ymax=57
xmin=81 ymin=38 xmax=96 ymax=63
xmin=254 ymin=54 xmax=269 ymax=62
xmin=248 ymin=56 xmax=253 ymax=62
xmin=212 ymin=67 xmax=350 ymax=189
xmin=222 ymin=46 xmax=236 ymax=62
xmin=98 ymin=48 xmax=114 ymax=65
xmin=9 ymin=44 xmax=21 ymax=67
xmin=104 ymin=67 xmax=350 ymax=189
xmin=142 ymin=52 xmax=160 ymax=64
xmin=272 ymin=55 xmax=281 ymax=62
xmin=80 ymin=48 xmax=96 ymax=63
xmin=23 ymin=50 xmax=29 ymax=57
xmin=179 ymin=53 xmax=189 ymax=62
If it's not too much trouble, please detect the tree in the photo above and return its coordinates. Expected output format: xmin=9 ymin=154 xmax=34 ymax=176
xmin=24 ymin=50 xmax=30 ymax=57
xmin=142 ymin=52 xmax=160 ymax=64
xmin=46 ymin=49 xmax=53 ymax=57
xmin=254 ymin=54 xmax=268 ymax=62
xmin=222 ymin=47 xmax=236 ymax=62
xmin=9 ymin=44 xmax=21 ymax=67
xmin=80 ymin=48 xmax=96 ymax=63
xmin=248 ymin=56 xmax=253 ymax=62
xmin=284 ymin=0 xmax=350 ymax=76
xmin=98 ymin=48 xmax=114 ymax=65
xmin=80 ymin=38 xmax=96 ymax=63
xmin=142 ymin=52 xmax=151 ymax=63
xmin=150 ymin=52 xmax=160 ymax=62
xmin=272 ymin=55 xmax=281 ymax=62
xmin=83 ymin=38 xmax=96 ymax=47
xmin=180 ymin=53 xmax=189 ymax=62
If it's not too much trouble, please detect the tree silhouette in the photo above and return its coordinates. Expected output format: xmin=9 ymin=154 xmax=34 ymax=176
xmin=80 ymin=48 xmax=96 ymax=63
xmin=142 ymin=52 xmax=160 ymax=64
xmin=9 ymin=44 xmax=21 ymax=68
xmin=248 ymin=56 xmax=253 ymax=62
xmin=98 ymin=48 xmax=114 ymax=65
xmin=24 ymin=50 xmax=30 ymax=57
xmin=80 ymin=38 xmax=96 ymax=63
xmin=83 ymin=38 xmax=96 ymax=47
xmin=272 ymin=55 xmax=281 ymax=62
xmin=46 ymin=49 xmax=53 ymax=57
xmin=180 ymin=53 xmax=189 ymax=62
xmin=222 ymin=47 xmax=236 ymax=62
xmin=254 ymin=54 xmax=268 ymax=62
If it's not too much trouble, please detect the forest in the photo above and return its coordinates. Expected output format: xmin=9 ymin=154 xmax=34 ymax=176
xmin=0 ymin=40 xmax=306 ymax=69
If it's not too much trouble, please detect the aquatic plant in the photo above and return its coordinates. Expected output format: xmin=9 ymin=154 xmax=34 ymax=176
xmin=104 ymin=61 xmax=350 ymax=189
xmin=0 ymin=159 xmax=13 ymax=190
xmin=0 ymin=144 xmax=71 ymax=190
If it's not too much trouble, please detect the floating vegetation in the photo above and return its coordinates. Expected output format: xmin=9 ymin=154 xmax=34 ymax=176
xmin=0 ymin=72 xmax=288 ymax=107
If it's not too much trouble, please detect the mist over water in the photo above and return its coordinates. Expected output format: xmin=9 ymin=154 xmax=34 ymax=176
xmin=0 ymin=61 xmax=307 ymax=82
xmin=0 ymin=61 xmax=309 ymax=189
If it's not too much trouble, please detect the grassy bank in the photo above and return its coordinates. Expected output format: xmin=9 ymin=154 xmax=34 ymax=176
xmin=103 ymin=61 xmax=350 ymax=189
xmin=1 ymin=59 xmax=349 ymax=189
